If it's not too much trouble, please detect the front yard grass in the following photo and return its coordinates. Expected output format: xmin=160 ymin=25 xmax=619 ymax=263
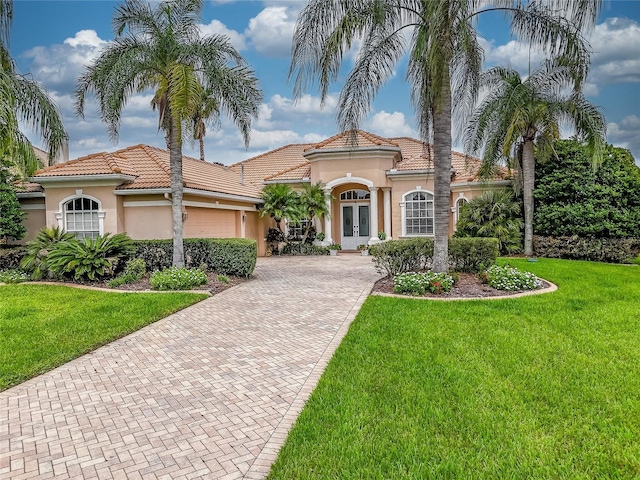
xmin=0 ymin=284 xmax=207 ymax=390
xmin=269 ymin=259 xmax=640 ymax=479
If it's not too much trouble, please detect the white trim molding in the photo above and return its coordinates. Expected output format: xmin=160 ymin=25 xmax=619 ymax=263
xmin=56 ymin=193 xmax=106 ymax=236
xmin=325 ymin=175 xmax=375 ymax=190
xmin=400 ymin=188 xmax=435 ymax=237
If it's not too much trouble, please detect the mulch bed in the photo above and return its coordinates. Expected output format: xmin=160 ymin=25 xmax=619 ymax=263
xmin=372 ymin=273 xmax=550 ymax=299
xmin=38 ymin=272 xmax=248 ymax=295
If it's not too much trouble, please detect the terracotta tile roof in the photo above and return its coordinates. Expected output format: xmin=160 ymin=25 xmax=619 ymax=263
xmin=14 ymin=181 xmax=43 ymax=193
xmin=264 ymin=162 xmax=311 ymax=182
xmin=229 ymin=143 xmax=312 ymax=186
xmin=33 ymin=144 xmax=261 ymax=198
xmin=305 ymin=130 xmax=399 ymax=151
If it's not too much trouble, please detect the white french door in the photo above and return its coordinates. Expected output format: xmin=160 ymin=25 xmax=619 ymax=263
xmin=341 ymin=203 xmax=370 ymax=250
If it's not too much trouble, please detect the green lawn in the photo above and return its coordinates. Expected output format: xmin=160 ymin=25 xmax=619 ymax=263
xmin=0 ymin=284 xmax=207 ymax=390
xmin=268 ymin=259 xmax=640 ymax=479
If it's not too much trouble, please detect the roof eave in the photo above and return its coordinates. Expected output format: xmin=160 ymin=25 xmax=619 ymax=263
xmin=263 ymin=178 xmax=311 ymax=185
xmin=31 ymin=174 xmax=136 ymax=185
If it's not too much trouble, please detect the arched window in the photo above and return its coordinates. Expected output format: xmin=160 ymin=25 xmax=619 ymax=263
xmin=64 ymin=197 xmax=101 ymax=239
xmin=402 ymin=190 xmax=434 ymax=236
xmin=454 ymin=196 xmax=469 ymax=227
xmin=340 ymin=189 xmax=370 ymax=201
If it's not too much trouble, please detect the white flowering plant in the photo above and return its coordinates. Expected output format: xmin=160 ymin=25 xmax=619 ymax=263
xmin=484 ymin=265 xmax=542 ymax=291
xmin=0 ymin=269 xmax=29 ymax=283
xmin=149 ymin=267 xmax=208 ymax=291
xmin=394 ymin=271 xmax=455 ymax=295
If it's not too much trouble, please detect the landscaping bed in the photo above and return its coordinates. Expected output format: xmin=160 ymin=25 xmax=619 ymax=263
xmin=372 ymin=271 xmax=552 ymax=298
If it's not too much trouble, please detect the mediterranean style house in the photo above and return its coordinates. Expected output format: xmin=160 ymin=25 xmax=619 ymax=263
xmin=16 ymin=130 xmax=510 ymax=256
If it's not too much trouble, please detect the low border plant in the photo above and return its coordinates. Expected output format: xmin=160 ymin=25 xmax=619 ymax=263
xmin=149 ymin=267 xmax=208 ymax=291
xmin=0 ymin=269 xmax=29 ymax=283
xmin=394 ymin=271 xmax=455 ymax=296
xmin=483 ymin=264 xmax=542 ymax=291
xmin=107 ymin=258 xmax=146 ymax=288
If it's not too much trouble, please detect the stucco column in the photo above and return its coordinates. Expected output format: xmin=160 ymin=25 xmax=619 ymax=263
xmin=369 ymin=187 xmax=379 ymax=245
xmin=383 ymin=187 xmax=391 ymax=240
xmin=323 ymin=187 xmax=333 ymax=243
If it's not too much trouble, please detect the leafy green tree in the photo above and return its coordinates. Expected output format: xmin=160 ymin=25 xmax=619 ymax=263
xmin=535 ymin=140 xmax=640 ymax=238
xmin=0 ymin=181 xmax=25 ymax=242
xmin=0 ymin=0 xmax=66 ymax=178
xmin=75 ymin=0 xmax=262 ymax=267
xmin=298 ymin=182 xmax=330 ymax=243
xmin=454 ymin=189 xmax=523 ymax=255
xmin=465 ymin=60 xmax=605 ymax=255
xmin=259 ymin=183 xmax=302 ymax=232
xmin=289 ymin=0 xmax=598 ymax=271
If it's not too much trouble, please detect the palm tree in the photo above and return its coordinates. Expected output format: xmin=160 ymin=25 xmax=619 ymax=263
xmin=454 ymin=189 xmax=523 ymax=255
xmin=464 ymin=60 xmax=605 ymax=256
xmin=191 ymin=88 xmax=219 ymax=162
xmin=298 ymin=181 xmax=330 ymax=243
xmin=75 ymin=0 xmax=262 ymax=267
xmin=0 ymin=0 xmax=66 ymax=179
xmin=289 ymin=0 xmax=599 ymax=272
xmin=259 ymin=183 xmax=302 ymax=232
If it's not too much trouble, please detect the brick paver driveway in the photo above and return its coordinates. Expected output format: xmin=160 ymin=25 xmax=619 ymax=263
xmin=1 ymin=254 xmax=380 ymax=479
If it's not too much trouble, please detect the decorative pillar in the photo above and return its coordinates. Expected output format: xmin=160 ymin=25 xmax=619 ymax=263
xmin=323 ymin=187 xmax=333 ymax=243
xmin=383 ymin=187 xmax=392 ymax=240
xmin=369 ymin=187 xmax=379 ymax=245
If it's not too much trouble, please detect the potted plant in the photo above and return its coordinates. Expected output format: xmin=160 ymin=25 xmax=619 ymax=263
xmin=357 ymin=244 xmax=369 ymax=256
xmin=328 ymin=243 xmax=341 ymax=255
xmin=377 ymin=231 xmax=387 ymax=241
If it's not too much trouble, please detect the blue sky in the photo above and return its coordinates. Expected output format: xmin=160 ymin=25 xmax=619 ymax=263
xmin=10 ymin=0 xmax=640 ymax=165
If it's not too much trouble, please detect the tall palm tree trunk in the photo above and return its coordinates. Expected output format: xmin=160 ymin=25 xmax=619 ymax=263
xmin=522 ymin=139 xmax=536 ymax=256
xmin=432 ymin=73 xmax=452 ymax=273
xmin=169 ymin=114 xmax=185 ymax=267
xmin=199 ymin=136 xmax=205 ymax=162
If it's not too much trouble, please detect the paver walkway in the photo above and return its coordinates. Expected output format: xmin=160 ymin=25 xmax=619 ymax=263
xmin=1 ymin=255 xmax=380 ymax=479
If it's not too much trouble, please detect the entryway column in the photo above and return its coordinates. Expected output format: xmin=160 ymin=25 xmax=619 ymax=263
xmin=323 ymin=187 xmax=333 ymax=243
xmin=383 ymin=187 xmax=392 ymax=240
xmin=369 ymin=187 xmax=379 ymax=245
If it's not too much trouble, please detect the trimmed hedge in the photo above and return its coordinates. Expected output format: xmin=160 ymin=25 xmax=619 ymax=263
xmin=533 ymin=236 xmax=640 ymax=264
xmin=133 ymin=238 xmax=257 ymax=277
xmin=0 ymin=247 xmax=27 ymax=270
xmin=449 ymin=237 xmax=500 ymax=273
xmin=369 ymin=237 xmax=499 ymax=276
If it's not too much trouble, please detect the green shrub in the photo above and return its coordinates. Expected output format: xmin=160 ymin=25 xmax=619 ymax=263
xmin=370 ymin=237 xmax=498 ymax=276
xmin=393 ymin=271 xmax=454 ymax=295
xmin=455 ymin=189 xmax=522 ymax=254
xmin=369 ymin=238 xmax=434 ymax=276
xmin=533 ymin=236 xmax=640 ymax=264
xmin=149 ymin=267 xmax=208 ymax=290
xmin=282 ymin=242 xmax=329 ymax=255
xmin=107 ymin=258 xmax=146 ymax=288
xmin=0 ymin=269 xmax=29 ymax=283
xmin=449 ymin=237 xmax=500 ymax=273
xmin=48 ymin=233 xmax=135 ymax=281
xmin=20 ymin=227 xmax=75 ymax=279
xmin=217 ymin=274 xmax=229 ymax=284
xmin=133 ymin=238 xmax=257 ymax=276
xmin=484 ymin=265 xmax=542 ymax=291
xmin=0 ymin=246 xmax=27 ymax=270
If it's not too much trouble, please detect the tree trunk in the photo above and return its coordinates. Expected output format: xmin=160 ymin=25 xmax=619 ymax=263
xmin=199 ymin=135 xmax=205 ymax=162
xmin=522 ymin=140 xmax=535 ymax=256
xmin=169 ymin=114 xmax=185 ymax=267
xmin=432 ymin=70 xmax=452 ymax=273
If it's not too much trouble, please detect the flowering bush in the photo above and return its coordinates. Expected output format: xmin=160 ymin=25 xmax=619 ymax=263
xmin=393 ymin=271 xmax=455 ymax=296
xmin=484 ymin=265 xmax=542 ymax=291
xmin=149 ymin=267 xmax=208 ymax=291
xmin=0 ymin=269 xmax=29 ymax=283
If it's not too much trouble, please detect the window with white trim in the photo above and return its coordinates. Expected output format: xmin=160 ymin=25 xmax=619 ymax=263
xmin=64 ymin=197 xmax=100 ymax=239
xmin=403 ymin=191 xmax=434 ymax=235
xmin=340 ymin=189 xmax=370 ymax=201
xmin=454 ymin=197 xmax=469 ymax=227
xmin=287 ymin=219 xmax=310 ymax=240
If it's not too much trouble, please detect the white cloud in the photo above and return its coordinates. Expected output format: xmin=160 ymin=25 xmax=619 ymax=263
xmin=365 ymin=111 xmax=416 ymax=138
xmin=245 ymin=6 xmax=297 ymax=57
xmin=199 ymin=19 xmax=247 ymax=51
xmin=607 ymin=115 xmax=640 ymax=164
